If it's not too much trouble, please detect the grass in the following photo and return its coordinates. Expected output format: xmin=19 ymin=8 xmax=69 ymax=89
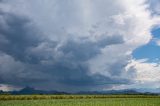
xmin=0 ymin=95 xmax=159 ymax=100
xmin=0 ymin=95 xmax=160 ymax=106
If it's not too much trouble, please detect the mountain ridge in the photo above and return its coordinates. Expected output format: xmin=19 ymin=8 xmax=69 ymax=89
xmin=0 ymin=86 xmax=159 ymax=95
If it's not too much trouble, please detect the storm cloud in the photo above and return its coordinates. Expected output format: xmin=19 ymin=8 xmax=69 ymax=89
xmin=0 ymin=0 xmax=159 ymax=91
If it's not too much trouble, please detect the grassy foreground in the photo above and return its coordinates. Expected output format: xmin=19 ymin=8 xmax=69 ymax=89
xmin=0 ymin=95 xmax=160 ymax=106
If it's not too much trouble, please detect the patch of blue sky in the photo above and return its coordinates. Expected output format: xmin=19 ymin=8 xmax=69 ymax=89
xmin=132 ymin=28 xmax=160 ymax=62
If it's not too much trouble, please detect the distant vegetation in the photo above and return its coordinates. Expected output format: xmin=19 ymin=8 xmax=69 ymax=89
xmin=0 ymin=95 xmax=160 ymax=106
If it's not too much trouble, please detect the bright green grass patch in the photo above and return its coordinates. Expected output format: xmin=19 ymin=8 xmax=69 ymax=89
xmin=0 ymin=98 xmax=160 ymax=106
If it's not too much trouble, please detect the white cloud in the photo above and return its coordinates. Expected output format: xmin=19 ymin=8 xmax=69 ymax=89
xmin=1 ymin=0 xmax=155 ymax=41
xmin=104 ymin=58 xmax=160 ymax=90
xmin=124 ymin=59 xmax=160 ymax=89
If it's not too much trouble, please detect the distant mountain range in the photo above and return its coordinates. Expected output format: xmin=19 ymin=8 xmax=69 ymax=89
xmin=0 ymin=87 xmax=69 ymax=95
xmin=77 ymin=89 xmax=160 ymax=95
xmin=135 ymin=88 xmax=160 ymax=94
xmin=0 ymin=86 xmax=159 ymax=95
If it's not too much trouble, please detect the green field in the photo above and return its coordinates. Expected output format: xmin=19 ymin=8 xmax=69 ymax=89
xmin=0 ymin=95 xmax=160 ymax=106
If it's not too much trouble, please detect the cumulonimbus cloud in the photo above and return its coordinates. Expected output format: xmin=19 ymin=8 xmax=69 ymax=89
xmin=0 ymin=0 xmax=159 ymax=91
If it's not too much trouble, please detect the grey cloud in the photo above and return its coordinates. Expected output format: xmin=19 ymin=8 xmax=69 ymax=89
xmin=0 ymin=12 xmax=43 ymax=64
xmin=107 ymin=57 xmax=130 ymax=76
xmin=0 ymin=0 xmax=138 ymax=92
xmin=147 ymin=0 xmax=160 ymax=15
xmin=0 ymin=11 xmax=129 ymax=91
xmin=59 ymin=35 xmax=124 ymax=61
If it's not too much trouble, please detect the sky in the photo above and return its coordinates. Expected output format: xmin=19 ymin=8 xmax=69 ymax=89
xmin=0 ymin=0 xmax=160 ymax=92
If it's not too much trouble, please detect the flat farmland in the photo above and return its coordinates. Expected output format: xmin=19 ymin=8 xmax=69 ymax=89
xmin=0 ymin=95 xmax=159 ymax=106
